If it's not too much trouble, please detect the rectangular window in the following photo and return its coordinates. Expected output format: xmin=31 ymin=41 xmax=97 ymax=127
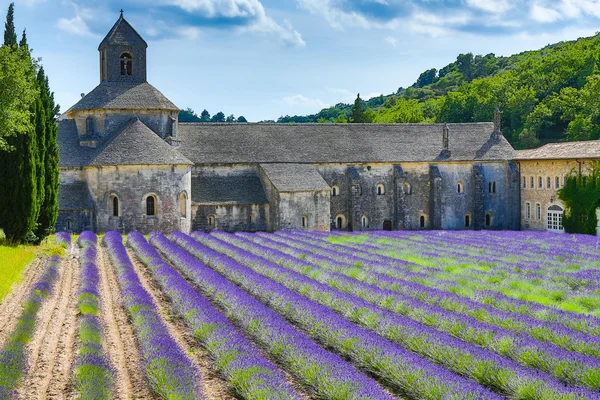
xmin=523 ymin=177 xmax=526 ymax=188
xmin=536 ymin=203 xmax=541 ymax=220
xmin=526 ymin=203 xmax=531 ymax=220
xmin=564 ymin=176 xmax=568 ymax=187
xmin=555 ymin=177 xmax=560 ymax=189
xmin=530 ymin=177 xmax=534 ymax=188
xmin=546 ymin=177 xmax=551 ymax=189
xmin=538 ymin=177 xmax=543 ymax=189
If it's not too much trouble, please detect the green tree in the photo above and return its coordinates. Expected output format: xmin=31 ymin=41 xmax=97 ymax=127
xmin=350 ymin=93 xmax=366 ymax=123
xmin=35 ymin=67 xmax=59 ymax=240
xmin=211 ymin=111 xmax=225 ymax=122
xmin=200 ymin=109 xmax=210 ymax=122
xmin=237 ymin=116 xmax=248 ymax=123
xmin=335 ymin=114 xmax=347 ymax=123
xmin=517 ymin=128 xmax=540 ymax=149
xmin=3 ymin=3 xmax=16 ymax=47
xmin=226 ymin=114 xmax=236 ymax=122
xmin=179 ymin=108 xmax=201 ymax=122
xmin=559 ymin=163 xmax=600 ymax=235
xmin=416 ymin=69 xmax=437 ymax=88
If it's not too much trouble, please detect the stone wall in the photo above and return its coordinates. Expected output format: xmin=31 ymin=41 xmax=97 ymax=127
xmin=519 ymin=159 xmax=586 ymax=231
xmin=104 ymin=45 xmax=147 ymax=83
xmin=277 ymin=191 xmax=330 ymax=231
xmin=56 ymin=210 xmax=93 ymax=233
xmin=85 ymin=164 xmax=191 ymax=234
xmin=192 ymin=204 xmax=268 ymax=232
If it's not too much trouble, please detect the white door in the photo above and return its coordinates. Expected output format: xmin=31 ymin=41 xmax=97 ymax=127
xmin=547 ymin=205 xmax=564 ymax=233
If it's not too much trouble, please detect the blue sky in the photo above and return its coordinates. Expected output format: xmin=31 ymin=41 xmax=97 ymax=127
xmin=7 ymin=0 xmax=600 ymax=121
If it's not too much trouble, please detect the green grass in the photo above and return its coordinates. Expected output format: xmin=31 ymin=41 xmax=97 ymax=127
xmin=0 ymin=235 xmax=65 ymax=303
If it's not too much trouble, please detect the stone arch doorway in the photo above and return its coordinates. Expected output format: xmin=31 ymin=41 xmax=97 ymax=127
xmin=547 ymin=205 xmax=564 ymax=232
xmin=383 ymin=220 xmax=393 ymax=231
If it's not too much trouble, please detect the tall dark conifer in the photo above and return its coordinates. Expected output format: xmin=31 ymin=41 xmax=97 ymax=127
xmin=3 ymin=3 xmax=16 ymax=47
xmin=36 ymin=68 xmax=60 ymax=239
xmin=350 ymin=93 xmax=366 ymax=123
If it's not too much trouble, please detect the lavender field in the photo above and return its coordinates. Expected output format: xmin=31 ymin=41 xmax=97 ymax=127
xmin=3 ymin=230 xmax=600 ymax=399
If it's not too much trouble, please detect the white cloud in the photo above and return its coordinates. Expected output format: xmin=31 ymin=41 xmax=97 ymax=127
xmin=169 ymin=0 xmax=305 ymax=46
xmin=56 ymin=5 xmax=96 ymax=37
xmin=177 ymin=26 xmax=202 ymax=39
xmin=531 ymin=3 xmax=562 ymax=22
xmin=466 ymin=0 xmax=514 ymax=13
xmin=384 ymin=36 xmax=397 ymax=46
xmin=283 ymin=94 xmax=326 ymax=108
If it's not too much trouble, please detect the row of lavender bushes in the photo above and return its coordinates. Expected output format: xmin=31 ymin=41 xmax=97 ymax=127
xmin=73 ymin=232 xmax=114 ymax=399
xmin=126 ymin=231 xmax=299 ymax=399
xmin=102 ymin=231 xmax=202 ymax=399
xmin=0 ymin=235 xmax=66 ymax=397
xmin=149 ymin=232 xmax=396 ymax=400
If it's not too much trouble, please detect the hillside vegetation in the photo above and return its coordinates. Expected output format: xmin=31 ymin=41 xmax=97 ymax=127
xmin=279 ymin=33 xmax=600 ymax=149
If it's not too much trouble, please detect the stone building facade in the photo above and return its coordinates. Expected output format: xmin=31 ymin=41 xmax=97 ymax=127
xmin=57 ymin=14 xmax=522 ymax=234
xmin=515 ymin=142 xmax=600 ymax=233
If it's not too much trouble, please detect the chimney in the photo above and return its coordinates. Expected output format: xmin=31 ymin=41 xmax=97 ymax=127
xmin=441 ymin=123 xmax=450 ymax=157
xmin=492 ymin=108 xmax=502 ymax=139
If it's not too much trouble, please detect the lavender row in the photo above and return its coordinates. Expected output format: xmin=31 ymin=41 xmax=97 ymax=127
xmin=0 ymin=255 xmax=62 ymax=398
xmin=191 ymin=232 xmax=593 ymax=399
xmin=149 ymin=232 xmax=395 ymax=400
xmin=170 ymin=232 xmax=504 ymax=400
xmin=273 ymin=231 xmax=600 ymax=337
xmin=247 ymin=232 xmax=600 ymax=356
xmin=222 ymin=232 xmax=600 ymax=389
xmin=102 ymin=231 xmax=201 ymax=400
xmin=74 ymin=232 xmax=114 ymax=400
xmin=56 ymin=231 xmax=71 ymax=248
xmin=126 ymin=231 xmax=299 ymax=400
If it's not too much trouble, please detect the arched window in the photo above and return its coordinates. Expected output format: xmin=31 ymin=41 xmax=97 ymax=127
xmin=538 ymin=176 xmax=543 ymax=189
xmin=335 ymin=214 xmax=346 ymax=230
xmin=547 ymin=205 xmax=564 ymax=232
xmin=250 ymin=213 xmax=255 ymax=225
xmin=120 ymin=52 xmax=132 ymax=76
xmin=66 ymin=218 xmax=72 ymax=231
xmin=404 ymin=182 xmax=412 ymax=195
xmin=110 ymin=195 xmax=119 ymax=218
xmin=208 ymin=215 xmax=216 ymax=229
xmin=146 ymin=195 xmax=156 ymax=217
xmin=546 ymin=177 xmax=551 ymax=189
xmin=486 ymin=212 xmax=493 ymax=227
xmin=465 ymin=214 xmax=471 ymax=228
xmin=535 ymin=203 xmax=541 ymax=220
xmin=361 ymin=215 xmax=369 ymax=229
xmin=358 ymin=185 xmax=363 ymax=196
xmin=377 ymin=184 xmax=385 ymax=196
xmin=331 ymin=185 xmax=339 ymax=197
xmin=85 ymin=116 xmax=94 ymax=134
xmin=302 ymin=216 xmax=308 ymax=228
xmin=420 ymin=215 xmax=426 ymax=229
xmin=457 ymin=181 xmax=464 ymax=194
xmin=555 ymin=176 xmax=560 ymax=189
xmin=488 ymin=181 xmax=496 ymax=194
xmin=525 ymin=202 xmax=531 ymax=220
xmin=179 ymin=193 xmax=187 ymax=218
xmin=522 ymin=176 xmax=526 ymax=189
xmin=530 ymin=176 xmax=534 ymax=188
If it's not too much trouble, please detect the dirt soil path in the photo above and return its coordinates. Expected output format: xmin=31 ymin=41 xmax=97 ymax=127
xmin=126 ymin=248 xmax=235 ymax=400
xmin=0 ymin=257 xmax=48 ymax=350
xmin=14 ymin=243 xmax=80 ymax=400
xmin=98 ymin=246 xmax=156 ymax=400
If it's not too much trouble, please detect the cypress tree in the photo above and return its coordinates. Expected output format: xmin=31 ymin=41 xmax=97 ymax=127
xmin=35 ymin=67 xmax=60 ymax=240
xmin=3 ymin=3 xmax=16 ymax=47
xmin=350 ymin=93 xmax=366 ymax=123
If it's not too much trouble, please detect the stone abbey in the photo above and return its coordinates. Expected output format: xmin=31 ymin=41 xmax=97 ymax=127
xmin=58 ymin=14 xmax=598 ymax=235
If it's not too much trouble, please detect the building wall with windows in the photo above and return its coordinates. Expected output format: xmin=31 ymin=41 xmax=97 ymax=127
xmin=517 ymin=159 xmax=592 ymax=231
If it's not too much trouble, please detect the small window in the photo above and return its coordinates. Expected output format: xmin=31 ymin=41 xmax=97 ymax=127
xmin=86 ymin=116 xmax=94 ymax=134
xmin=486 ymin=212 xmax=493 ymax=227
xmin=110 ymin=195 xmax=119 ymax=218
xmin=525 ymin=202 xmax=531 ymax=220
xmin=522 ymin=176 xmax=526 ymax=189
xmin=538 ymin=176 xmax=543 ymax=189
xmin=331 ymin=185 xmax=339 ymax=197
xmin=335 ymin=215 xmax=346 ymax=230
xmin=457 ymin=181 xmax=464 ymax=194
xmin=404 ymin=182 xmax=412 ymax=195
xmin=120 ymin=52 xmax=132 ymax=76
xmin=358 ymin=185 xmax=363 ymax=196
xmin=302 ymin=216 xmax=308 ymax=228
xmin=361 ymin=215 xmax=369 ymax=229
xmin=377 ymin=184 xmax=385 ymax=196
xmin=66 ymin=218 xmax=72 ymax=231
xmin=179 ymin=193 xmax=187 ymax=218
xmin=146 ymin=195 xmax=156 ymax=217
xmin=546 ymin=177 xmax=551 ymax=189
xmin=420 ymin=215 xmax=426 ymax=229
xmin=536 ymin=203 xmax=541 ymax=220
xmin=555 ymin=176 xmax=560 ymax=189
xmin=465 ymin=214 xmax=471 ymax=228
xmin=530 ymin=177 xmax=534 ymax=188
xmin=564 ymin=176 xmax=568 ymax=187
xmin=249 ymin=213 xmax=256 ymax=225
xmin=488 ymin=181 xmax=496 ymax=194
xmin=208 ymin=215 xmax=216 ymax=229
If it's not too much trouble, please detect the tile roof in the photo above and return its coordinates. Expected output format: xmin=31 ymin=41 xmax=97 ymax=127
xmin=177 ymin=122 xmax=515 ymax=164
xmin=58 ymin=182 xmax=92 ymax=210
xmin=66 ymin=81 xmax=179 ymax=113
xmin=260 ymin=163 xmax=331 ymax=192
xmin=58 ymin=118 xmax=193 ymax=167
xmin=515 ymin=140 xmax=600 ymax=160
xmin=191 ymin=175 xmax=268 ymax=205
xmin=98 ymin=15 xmax=147 ymax=50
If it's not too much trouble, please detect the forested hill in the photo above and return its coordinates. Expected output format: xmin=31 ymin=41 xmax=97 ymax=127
xmin=278 ymin=33 xmax=600 ymax=149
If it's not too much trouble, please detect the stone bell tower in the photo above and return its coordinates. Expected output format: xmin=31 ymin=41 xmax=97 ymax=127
xmin=98 ymin=11 xmax=148 ymax=84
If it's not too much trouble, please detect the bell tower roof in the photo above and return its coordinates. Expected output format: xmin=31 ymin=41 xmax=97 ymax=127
xmin=98 ymin=12 xmax=147 ymax=51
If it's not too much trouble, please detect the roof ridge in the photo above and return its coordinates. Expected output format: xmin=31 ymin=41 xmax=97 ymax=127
xmin=98 ymin=14 xmax=148 ymax=51
xmin=178 ymin=122 xmax=495 ymax=127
